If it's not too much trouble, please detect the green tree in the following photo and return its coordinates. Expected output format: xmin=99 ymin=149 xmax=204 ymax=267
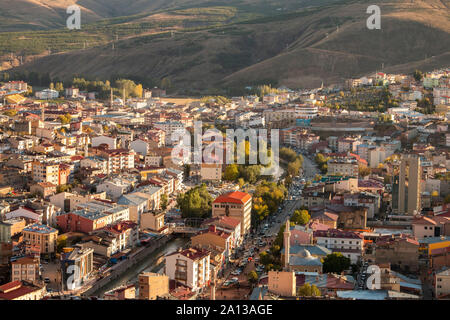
xmin=160 ymin=77 xmax=172 ymax=90
xmin=223 ymin=164 xmax=239 ymax=181
xmin=413 ymin=70 xmax=423 ymax=82
xmin=59 ymin=113 xmax=72 ymax=125
xmin=176 ymin=184 xmax=212 ymax=218
xmin=445 ymin=194 xmax=450 ymax=204
xmin=292 ymin=209 xmax=310 ymax=226
xmin=56 ymin=235 xmax=68 ymax=253
xmin=248 ymin=271 xmax=259 ymax=286
xmin=161 ymin=193 xmax=168 ymax=211
xmin=311 ymin=284 xmax=321 ymax=297
xmin=322 ymin=253 xmax=351 ymax=274
xmin=297 ymin=283 xmax=312 ymax=296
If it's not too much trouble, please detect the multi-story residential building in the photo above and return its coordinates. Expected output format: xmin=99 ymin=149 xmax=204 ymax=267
xmin=327 ymin=158 xmax=359 ymax=177
xmin=392 ymin=155 xmax=421 ymax=215
xmin=200 ymin=163 xmax=222 ymax=183
xmin=131 ymin=185 xmax=163 ymax=212
xmin=165 ymin=247 xmax=210 ymax=292
xmin=10 ymin=256 xmax=39 ymax=283
xmin=101 ymin=149 xmax=136 ymax=174
xmin=268 ymin=270 xmax=296 ymax=297
xmin=343 ymin=192 xmax=380 ymax=219
xmin=91 ymin=135 xmax=117 ymax=149
xmin=97 ymin=178 xmax=134 ymax=200
xmin=140 ymin=211 xmax=166 ymax=233
xmin=130 ymin=138 xmax=151 ymax=156
xmin=372 ymin=235 xmax=420 ymax=272
xmin=202 ymin=216 xmax=242 ymax=248
xmin=138 ymin=272 xmax=169 ymax=300
xmin=212 ymin=191 xmax=252 ymax=237
xmin=412 ymin=216 xmax=450 ymax=239
xmin=191 ymin=225 xmax=233 ymax=266
xmin=4 ymin=81 xmax=28 ymax=91
xmin=0 ymin=218 xmax=26 ymax=242
xmin=57 ymin=201 xmax=129 ymax=233
xmin=434 ymin=267 xmax=450 ymax=299
xmin=314 ymin=229 xmax=364 ymax=263
xmin=153 ymin=121 xmax=185 ymax=145
xmin=337 ymin=137 xmax=360 ymax=153
xmin=22 ymin=223 xmax=58 ymax=256
xmin=61 ymin=247 xmax=94 ymax=290
xmin=81 ymin=221 xmax=139 ymax=257
xmin=80 ymin=156 xmax=108 ymax=174
xmin=32 ymin=162 xmax=59 ymax=186
xmin=144 ymin=153 xmax=163 ymax=167
xmin=117 ymin=193 xmax=148 ymax=224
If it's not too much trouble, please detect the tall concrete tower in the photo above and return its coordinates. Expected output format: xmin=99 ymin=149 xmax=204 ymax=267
xmin=283 ymin=219 xmax=291 ymax=270
xmin=395 ymin=154 xmax=421 ymax=215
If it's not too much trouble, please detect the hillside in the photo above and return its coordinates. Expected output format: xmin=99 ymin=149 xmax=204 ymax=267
xmin=2 ymin=0 xmax=450 ymax=93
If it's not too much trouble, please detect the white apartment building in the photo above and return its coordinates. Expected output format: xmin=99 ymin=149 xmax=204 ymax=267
xmin=130 ymin=139 xmax=150 ymax=156
xmin=153 ymin=121 xmax=185 ymax=145
xmin=327 ymin=158 xmax=359 ymax=177
xmin=165 ymin=248 xmax=211 ymax=292
xmin=92 ymin=135 xmax=117 ymax=149
xmin=32 ymin=161 xmax=59 ymax=185
xmin=35 ymin=89 xmax=59 ymax=99
xmin=97 ymin=179 xmax=134 ymax=200
xmin=314 ymin=229 xmax=364 ymax=264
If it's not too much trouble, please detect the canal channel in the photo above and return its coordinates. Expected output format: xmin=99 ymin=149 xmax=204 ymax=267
xmin=91 ymin=237 xmax=189 ymax=297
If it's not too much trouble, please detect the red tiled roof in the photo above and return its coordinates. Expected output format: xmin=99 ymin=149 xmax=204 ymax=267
xmin=217 ymin=216 xmax=241 ymax=228
xmin=213 ymin=191 xmax=251 ymax=204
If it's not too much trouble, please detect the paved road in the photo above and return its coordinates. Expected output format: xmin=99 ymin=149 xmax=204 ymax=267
xmin=300 ymin=153 xmax=320 ymax=180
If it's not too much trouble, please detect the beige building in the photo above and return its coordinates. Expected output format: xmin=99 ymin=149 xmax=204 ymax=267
xmin=140 ymin=211 xmax=166 ymax=232
xmin=327 ymin=159 xmax=359 ymax=177
xmin=32 ymin=161 xmax=60 ymax=186
xmin=104 ymin=284 xmax=136 ymax=300
xmin=165 ymin=247 xmax=210 ymax=292
xmin=138 ymin=272 xmax=169 ymax=300
xmin=0 ymin=218 xmax=26 ymax=242
xmin=191 ymin=225 xmax=233 ymax=262
xmin=268 ymin=270 xmax=296 ymax=297
xmin=212 ymin=191 xmax=252 ymax=236
xmin=11 ymin=256 xmax=39 ymax=283
xmin=394 ymin=155 xmax=421 ymax=215
xmin=22 ymin=223 xmax=58 ymax=255
xmin=435 ymin=267 xmax=450 ymax=299
xmin=200 ymin=163 xmax=222 ymax=182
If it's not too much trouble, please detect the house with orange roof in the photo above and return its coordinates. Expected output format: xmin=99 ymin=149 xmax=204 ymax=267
xmin=191 ymin=225 xmax=234 ymax=266
xmin=0 ymin=280 xmax=45 ymax=300
xmin=212 ymin=191 xmax=252 ymax=236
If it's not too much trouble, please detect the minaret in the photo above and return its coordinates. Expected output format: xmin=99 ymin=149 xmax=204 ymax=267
xmin=283 ymin=219 xmax=291 ymax=270
xmin=40 ymin=104 xmax=45 ymax=121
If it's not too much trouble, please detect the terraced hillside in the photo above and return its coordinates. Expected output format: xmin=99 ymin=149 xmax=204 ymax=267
xmin=2 ymin=0 xmax=449 ymax=93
